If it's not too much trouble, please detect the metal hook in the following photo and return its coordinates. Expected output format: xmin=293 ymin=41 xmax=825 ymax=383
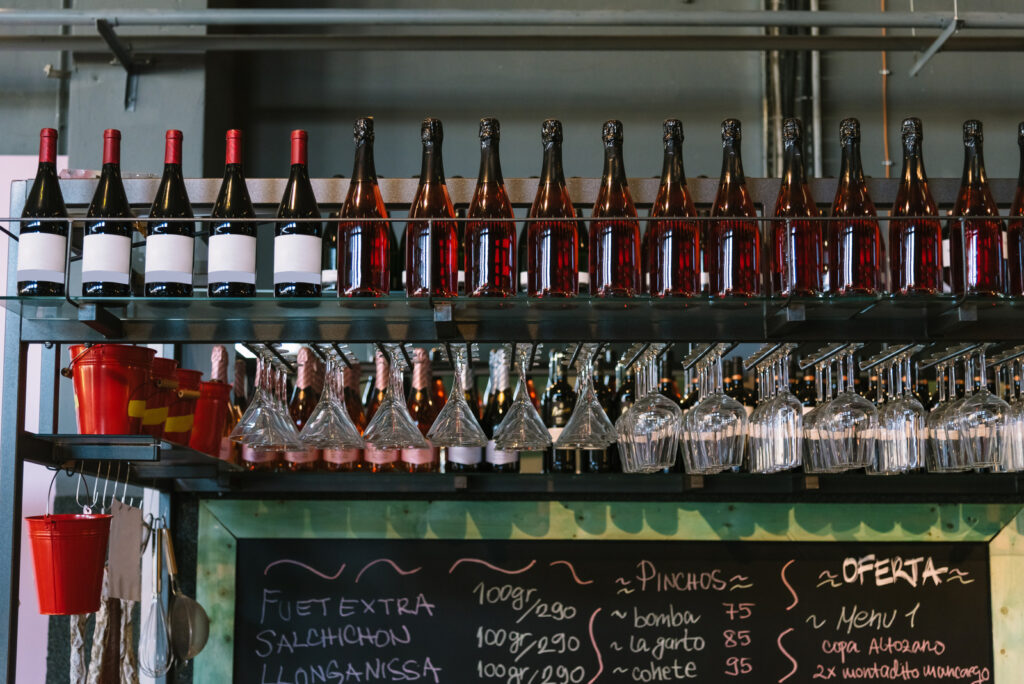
xmin=90 ymin=462 xmax=102 ymax=508
xmin=99 ymin=462 xmax=112 ymax=513
xmin=74 ymin=463 xmax=93 ymax=513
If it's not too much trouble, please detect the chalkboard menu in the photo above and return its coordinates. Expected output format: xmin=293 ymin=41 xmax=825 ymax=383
xmin=235 ymin=539 xmax=992 ymax=683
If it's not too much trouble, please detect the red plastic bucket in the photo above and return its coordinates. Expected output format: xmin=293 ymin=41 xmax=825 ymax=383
xmin=68 ymin=345 xmax=155 ymax=435
xmin=26 ymin=514 xmax=112 ymax=615
xmin=141 ymin=358 xmax=178 ymax=438
xmin=163 ymin=368 xmax=202 ymax=445
xmin=189 ymin=381 xmax=232 ymax=457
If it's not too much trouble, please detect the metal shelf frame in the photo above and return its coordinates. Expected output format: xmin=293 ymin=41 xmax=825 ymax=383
xmin=2 ymin=173 xmax=1024 ymax=679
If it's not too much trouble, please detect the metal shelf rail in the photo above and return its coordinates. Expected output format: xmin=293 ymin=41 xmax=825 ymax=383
xmin=1 ymin=174 xmax=1023 ymax=678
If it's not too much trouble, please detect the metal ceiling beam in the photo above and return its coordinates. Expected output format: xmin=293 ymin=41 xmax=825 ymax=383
xmin=2 ymin=9 xmax=1024 ymax=29
xmin=2 ymin=34 xmax=1024 ymax=53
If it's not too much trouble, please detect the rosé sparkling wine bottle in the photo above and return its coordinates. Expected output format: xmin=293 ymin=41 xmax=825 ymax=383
xmin=709 ymin=119 xmax=762 ymax=297
xmin=647 ymin=119 xmax=700 ymax=297
xmin=949 ymin=120 xmax=1005 ymax=297
xmin=771 ymin=118 xmax=822 ymax=297
xmin=527 ymin=119 xmax=579 ymax=298
xmin=830 ymin=118 xmax=884 ymax=296
xmin=338 ymin=117 xmax=392 ymax=297
xmin=890 ymin=117 xmax=943 ymax=296
xmin=466 ymin=117 xmax=516 ymax=297
xmin=406 ymin=118 xmax=459 ymax=297
xmin=589 ymin=120 xmax=641 ymax=297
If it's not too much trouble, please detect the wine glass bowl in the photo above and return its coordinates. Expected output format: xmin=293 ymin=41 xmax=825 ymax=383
xmin=555 ymin=348 xmax=617 ymax=450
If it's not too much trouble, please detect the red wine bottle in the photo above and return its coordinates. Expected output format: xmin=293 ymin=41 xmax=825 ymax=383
xmin=275 ymin=130 xmax=322 ymax=297
xmin=771 ymin=118 xmax=822 ymax=297
xmin=709 ymin=119 xmax=762 ymax=297
xmin=338 ymin=117 xmax=391 ymax=297
xmin=145 ymin=130 xmax=194 ymax=297
xmin=590 ymin=120 xmax=641 ymax=297
xmin=647 ymin=119 xmax=700 ymax=297
xmin=82 ymin=129 xmax=134 ymax=297
xmin=949 ymin=120 xmax=1005 ymax=296
xmin=890 ymin=117 xmax=943 ymax=296
xmin=1008 ymin=123 xmax=1024 ymax=296
xmin=466 ymin=117 xmax=516 ymax=297
xmin=17 ymin=128 xmax=68 ymax=296
xmin=209 ymin=130 xmax=256 ymax=297
xmin=830 ymin=118 xmax=883 ymax=296
xmin=406 ymin=118 xmax=458 ymax=297
xmin=528 ymin=119 xmax=578 ymax=298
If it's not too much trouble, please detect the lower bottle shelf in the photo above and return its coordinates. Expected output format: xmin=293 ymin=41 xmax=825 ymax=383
xmin=16 ymin=433 xmax=1024 ymax=502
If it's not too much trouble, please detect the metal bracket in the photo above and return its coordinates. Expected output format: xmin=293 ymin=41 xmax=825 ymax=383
xmin=78 ymin=303 xmax=124 ymax=339
xmin=909 ymin=17 xmax=961 ymax=77
xmin=95 ymin=19 xmax=149 ymax=111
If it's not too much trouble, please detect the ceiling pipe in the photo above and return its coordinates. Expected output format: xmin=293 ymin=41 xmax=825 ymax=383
xmin=4 ymin=34 xmax=1024 ymax=53
xmin=0 ymin=8 xmax=1022 ymax=29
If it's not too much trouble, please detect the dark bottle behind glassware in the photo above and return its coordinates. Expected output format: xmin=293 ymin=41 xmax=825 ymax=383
xmin=890 ymin=117 xmax=943 ymax=296
xmin=709 ymin=119 xmax=762 ymax=297
xmin=275 ymin=130 xmax=322 ymax=297
xmin=17 ymin=128 xmax=68 ymax=296
xmin=771 ymin=118 xmax=822 ymax=297
xmin=1007 ymin=123 xmax=1024 ymax=296
xmin=830 ymin=118 xmax=883 ymax=296
xmin=208 ymin=129 xmax=257 ymax=297
xmin=582 ymin=354 xmax=618 ymax=474
xmin=484 ymin=349 xmax=519 ymax=473
xmin=528 ymin=119 xmax=579 ymax=297
xmin=647 ymin=119 xmax=700 ymax=297
xmin=542 ymin=352 xmax=578 ymax=473
xmin=338 ymin=117 xmax=391 ymax=297
xmin=466 ymin=117 xmax=516 ymax=297
xmin=82 ymin=129 xmax=134 ymax=297
xmin=145 ymin=130 xmax=194 ymax=297
xmin=590 ymin=120 xmax=641 ymax=297
xmin=407 ymin=118 xmax=459 ymax=297
xmin=285 ymin=347 xmax=320 ymax=472
xmin=949 ymin=120 xmax=1005 ymax=297
xmin=404 ymin=348 xmax=440 ymax=473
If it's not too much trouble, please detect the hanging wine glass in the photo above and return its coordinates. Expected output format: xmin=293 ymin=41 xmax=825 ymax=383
xmin=957 ymin=347 xmax=1008 ymax=469
xmin=300 ymin=353 xmax=365 ymax=449
xmin=999 ymin=359 xmax=1024 ymax=472
xmin=493 ymin=344 xmax=552 ymax=451
xmin=927 ymin=363 xmax=962 ymax=472
xmin=685 ymin=350 xmax=746 ymax=474
xmin=229 ymin=351 xmax=305 ymax=451
xmin=427 ymin=345 xmax=488 ymax=448
xmin=616 ymin=346 xmax=681 ymax=474
xmin=803 ymin=361 xmax=836 ymax=474
xmin=872 ymin=356 xmax=925 ymax=474
xmin=362 ymin=345 xmax=430 ymax=450
xmin=820 ymin=352 xmax=878 ymax=472
xmin=555 ymin=346 xmax=617 ymax=450
xmin=749 ymin=349 xmax=802 ymax=473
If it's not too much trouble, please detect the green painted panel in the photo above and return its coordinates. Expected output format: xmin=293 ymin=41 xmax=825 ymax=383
xmin=201 ymin=499 xmax=1018 ymax=542
xmin=193 ymin=503 xmax=238 ymax=684
xmin=989 ymin=506 xmax=1024 ymax=681
xmin=195 ymin=499 xmax=1023 ymax=683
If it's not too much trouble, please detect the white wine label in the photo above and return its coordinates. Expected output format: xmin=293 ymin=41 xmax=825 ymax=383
xmin=1003 ymin=231 xmax=1009 ymax=260
xmin=486 ymin=440 xmax=519 ymax=465
xmin=578 ymin=272 xmax=590 ymax=286
xmin=273 ymin=234 xmax=322 ymax=285
xmin=942 ymin=238 xmax=951 ymax=268
xmin=321 ymin=269 xmax=338 ymax=286
xmin=17 ymin=232 xmax=67 ymax=283
xmin=519 ymin=271 xmax=528 ymax=288
xmin=145 ymin=234 xmax=194 ymax=284
xmin=208 ymin=234 xmax=257 ymax=284
xmin=81 ymin=233 xmax=131 ymax=285
xmin=447 ymin=446 xmax=483 ymax=465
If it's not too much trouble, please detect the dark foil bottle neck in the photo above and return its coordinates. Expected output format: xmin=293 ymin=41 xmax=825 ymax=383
xmin=961 ymin=143 xmax=987 ymax=185
xmin=901 ymin=143 xmax=927 ymax=185
xmin=781 ymin=141 xmax=808 ymax=185
xmin=101 ymin=162 xmax=122 ymax=177
xmin=661 ymin=142 xmax=685 ymax=185
xmin=720 ymin=142 xmax=746 ymax=186
xmin=540 ymin=141 xmax=566 ymax=185
xmin=352 ymin=139 xmax=377 ymax=182
xmin=602 ymin=144 xmax=627 ymax=185
xmin=477 ymin=140 xmax=504 ymax=185
xmin=420 ymin=145 xmax=445 ymax=184
xmin=839 ymin=141 xmax=865 ymax=184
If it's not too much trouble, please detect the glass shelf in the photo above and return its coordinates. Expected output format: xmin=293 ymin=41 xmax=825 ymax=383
xmin=3 ymin=292 xmax=1019 ymax=344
